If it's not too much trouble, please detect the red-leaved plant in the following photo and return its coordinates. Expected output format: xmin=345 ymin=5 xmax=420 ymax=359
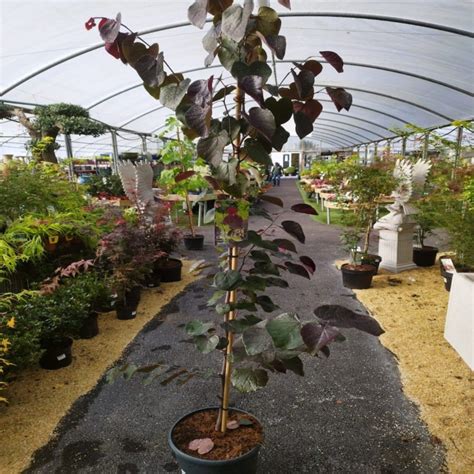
xmin=86 ymin=0 xmax=384 ymax=462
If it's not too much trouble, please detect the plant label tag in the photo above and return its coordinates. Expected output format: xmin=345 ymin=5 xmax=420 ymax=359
xmin=440 ymin=258 xmax=456 ymax=273
xmin=57 ymin=354 xmax=66 ymax=361
xmin=131 ymin=311 xmax=137 ymax=316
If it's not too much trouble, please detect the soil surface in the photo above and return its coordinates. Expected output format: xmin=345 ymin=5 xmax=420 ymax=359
xmin=172 ymin=409 xmax=263 ymax=460
xmin=12 ymin=179 xmax=446 ymax=474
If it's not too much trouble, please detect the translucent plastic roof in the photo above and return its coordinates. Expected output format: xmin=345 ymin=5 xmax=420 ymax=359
xmin=1 ymin=0 xmax=473 ymax=154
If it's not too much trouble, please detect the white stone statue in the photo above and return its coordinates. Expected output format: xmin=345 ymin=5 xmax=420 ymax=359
xmin=374 ymin=158 xmax=432 ymax=231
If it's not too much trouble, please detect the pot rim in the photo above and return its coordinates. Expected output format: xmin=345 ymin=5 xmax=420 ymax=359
xmin=184 ymin=234 xmax=204 ymax=239
xmin=168 ymin=407 xmax=262 ymax=466
xmin=414 ymin=245 xmax=438 ymax=252
xmin=341 ymin=263 xmax=376 ymax=273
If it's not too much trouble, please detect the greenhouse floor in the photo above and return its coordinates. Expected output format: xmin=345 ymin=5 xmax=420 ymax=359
xmin=25 ymin=179 xmax=445 ymax=473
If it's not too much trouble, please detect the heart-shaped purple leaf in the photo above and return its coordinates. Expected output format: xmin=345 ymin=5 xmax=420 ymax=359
xmin=320 ymin=50 xmax=344 ymax=73
xmin=285 ymin=261 xmax=310 ymax=279
xmin=188 ymin=437 xmax=215 ymax=454
xmin=326 ymin=87 xmax=352 ymax=112
xmin=175 ymin=171 xmax=196 ymax=182
xmin=281 ymin=220 xmax=305 ymax=243
xmin=300 ymin=256 xmax=316 ymax=274
xmin=314 ymin=305 xmax=384 ymax=336
xmin=291 ymin=203 xmax=318 ymax=215
xmin=245 ymin=107 xmax=276 ymax=142
xmin=98 ymin=13 xmax=121 ymax=43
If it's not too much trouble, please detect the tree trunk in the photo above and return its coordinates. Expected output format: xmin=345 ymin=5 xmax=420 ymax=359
xmin=40 ymin=129 xmax=59 ymax=164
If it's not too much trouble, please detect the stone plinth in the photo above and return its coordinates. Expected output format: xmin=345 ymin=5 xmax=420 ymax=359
xmin=445 ymin=273 xmax=474 ymax=370
xmin=377 ymin=223 xmax=417 ymax=273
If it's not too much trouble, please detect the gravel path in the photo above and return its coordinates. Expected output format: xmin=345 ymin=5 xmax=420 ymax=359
xmin=26 ymin=178 xmax=445 ymax=473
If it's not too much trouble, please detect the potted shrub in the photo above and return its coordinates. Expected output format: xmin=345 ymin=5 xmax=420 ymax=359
xmin=340 ymin=229 xmax=376 ymax=289
xmin=338 ymin=163 xmax=397 ymax=275
xmin=97 ymin=221 xmax=155 ymax=319
xmin=87 ymin=174 xmax=126 ymax=201
xmin=158 ymin=117 xmax=209 ymax=251
xmin=40 ymin=259 xmax=107 ymax=338
xmin=412 ymin=196 xmax=438 ymax=267
xmin=437 ymin=174 xmax=474 ymax=290
xmin=1 ymin=291 xmax=43 ymax=377
xmin=87 ymin=4 xmax=383 ymax=471
xmin=31 ymin=282 xmax=92 ymax=369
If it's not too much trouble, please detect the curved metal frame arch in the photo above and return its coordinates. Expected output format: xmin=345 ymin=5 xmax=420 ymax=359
xmin=308 ymin=134 xmax=350 ymax=148
xmin=2 ymin=12 xmax=472 ymax=96
xmin=316 ymin=84 xmax=453 ymax=121
xmin=310 ymin=129 xmax=356 ymax=146
xmin=312 ymin=124 xmax=372 ymax=142
xmin=320 ymin=111 xmax=392 ymax=133
xmin=87 ymin=56 xmax=472 ymax=111
xmin=124 ymin=95 xmax=410 ymax=137
xmin=315 ymin=117 xmax=385 ymax=139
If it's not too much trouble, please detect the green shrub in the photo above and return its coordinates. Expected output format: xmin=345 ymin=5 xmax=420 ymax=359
xmin=0 ymin=162 xmax=87 ymax=226
xmin=87 ymin=174 xmax=125 ymax=198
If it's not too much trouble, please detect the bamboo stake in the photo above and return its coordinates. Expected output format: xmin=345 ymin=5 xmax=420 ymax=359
xmin=220 ymin=244 xmax=239 ymax=433
xmin=218 ymin=86 xmax=244 ymax=434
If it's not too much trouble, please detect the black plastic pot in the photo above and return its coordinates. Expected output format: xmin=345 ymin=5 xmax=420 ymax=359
xmin=360 ymin=254 xmax=382 ymax=274
xmin=156 ymin=258 xmax=183 ymax=283
xmin=184 ymin=234 xmax=204 ymax=251
xmin=39 ymin=337 xmax=73 ymax=370
xmin=440 ymin=263 xmax=473 ymax=292
xmin=169 ymin=407 xmax=262 ymax=474
xmin=144 ymin=272 xmax=161 ymax=288
xmin=341 ymin=264 xmax=376 ymax=289
xmin=413 ymin=246 xmax=438 ymax=267
xmin=116 ymin=287 xmax=141 ymax=320
xmin=79 ymin=312 xmax=99 ymax=339
xmin=440 ymin=266 xmax=453 ymax=291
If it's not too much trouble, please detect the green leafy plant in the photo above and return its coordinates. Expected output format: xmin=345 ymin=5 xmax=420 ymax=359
xmin=0 ymin=291 xmax=39 ymax=403
xmin=86 ymin=2 xmax=384 ymax=448
xmin=87 ymin=174 xmax=125 ymax=199
xmin=158 ymin=116 xmax=209 ymax=237
xmin=0 ymin=161 xmax=88 ymax=226
xmin=337 ymin=163 xmax=397 ymax=259
xmin=1 ymin=292 xmax=44 ymax=372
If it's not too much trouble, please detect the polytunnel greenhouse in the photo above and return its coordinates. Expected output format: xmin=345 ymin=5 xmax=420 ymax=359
xmin=0 ymin=1 xmax=472 ymax=473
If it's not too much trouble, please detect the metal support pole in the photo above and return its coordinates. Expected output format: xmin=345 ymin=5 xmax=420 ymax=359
xmin=111 ymin=130 xmax=119 ymax=174
xmin=422 ymin=132 xmax=430 ymax=160
xmin=452 ymin=126 xmax=464 ymax=179
xmin=402 ymin=136 xmax=407 ymax=157
xmin=386 ymin=139 xmax=391 ymax=158
xmin=64 ymin=133 xmax=74 ymax=181
xmin=364 ymin=144 xmax=368 ymax=165
xmin=141 ymin=135 xmax=150 ymax=162
xmin=374 ymin=142 xmax=378 ymax=162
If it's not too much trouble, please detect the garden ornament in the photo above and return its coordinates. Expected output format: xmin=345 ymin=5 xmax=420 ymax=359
xmin=375 ymin=158 xmax=432 ymax=231
xmin=117 ymin=160 xmax=156 ymax=216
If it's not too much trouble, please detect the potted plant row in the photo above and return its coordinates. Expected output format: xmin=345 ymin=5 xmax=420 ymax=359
xmin=86 ymin=2 xmax=385 ymax=472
